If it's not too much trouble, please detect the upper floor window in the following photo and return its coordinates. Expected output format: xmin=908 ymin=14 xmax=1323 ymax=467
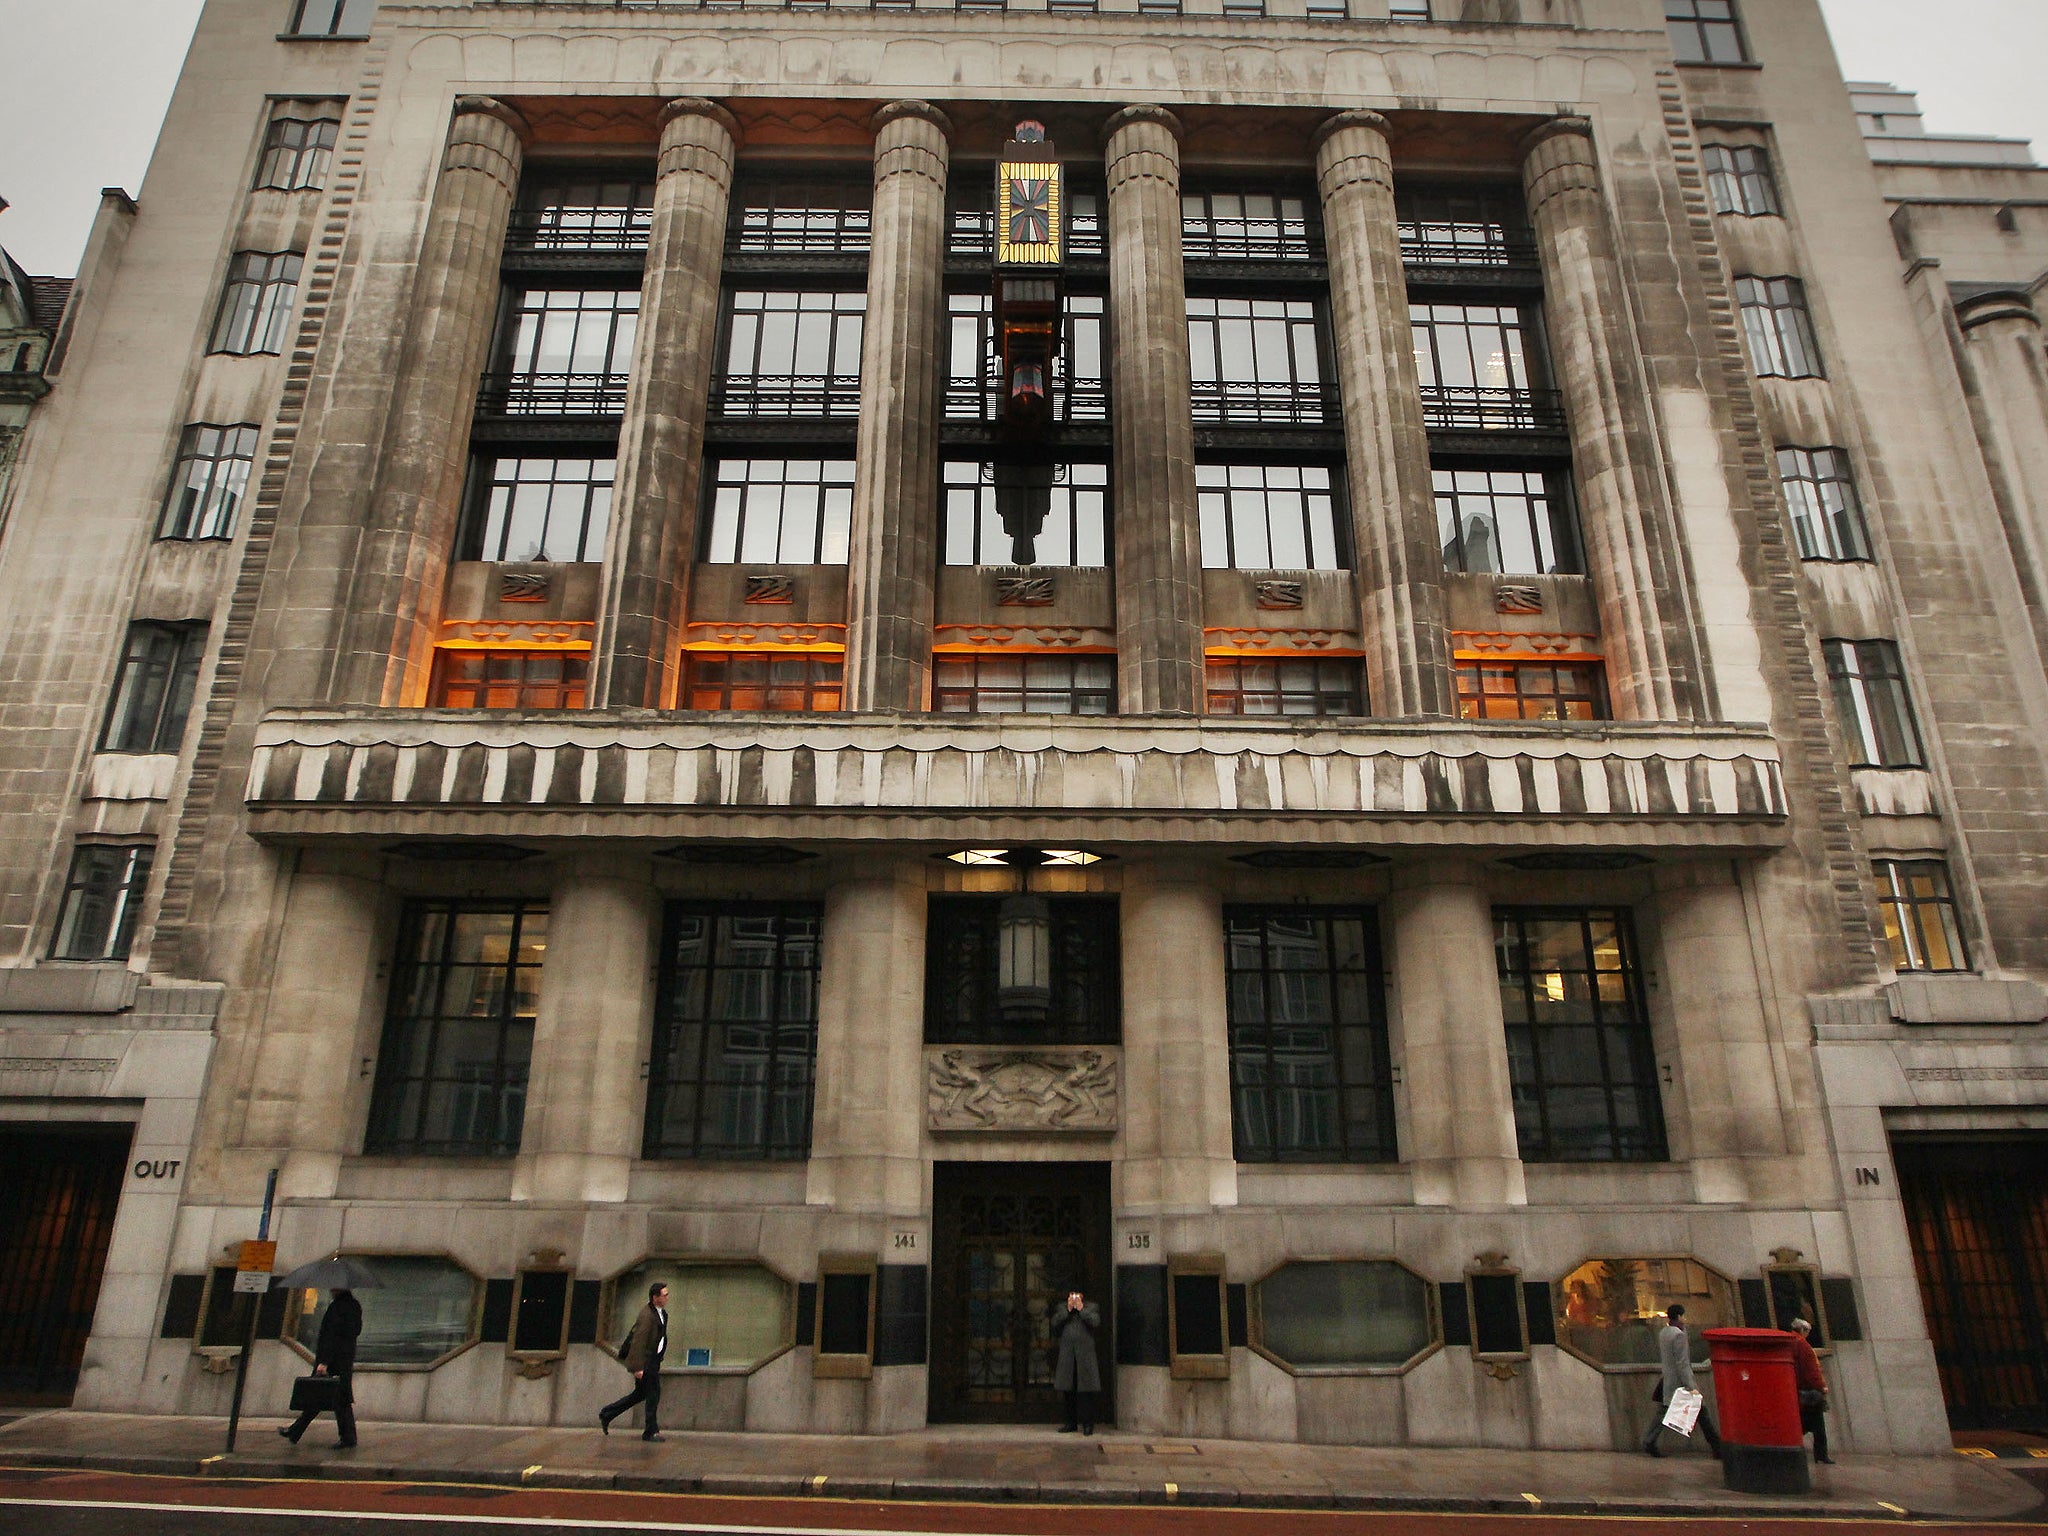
xmin=430 ymin=648 xmax=588 ymax=710
xmin=1702 ymin=144 xmax=1779 ymax=217
xmin=925 ymin=896 xmax=1121 ymax=1047
xmin=209 ymin=252 xmax=301 ymax=356
xmin=1665 ymin=0 xmax=1746 ymax=65
xmin=717 ymin=290 xmax=864 ymax=417
xmin=1736 ymin=276 xmax=1823 ymax=379
xmin=681 ymin=651 xmax=844 ymax=712
xmin=1436 ymin=467 xmax=1581 ymax=576
xmin=100 ymin=624 xmax=206 ymax=755
xmin=1776 ymin=446 xmax=1869 ymax=561
xmin=1456 ymin=657 xmax=1609 ymax=722
xmin=933 ymin=654 xmax=1115 ymax=715
xmin=254 ymin=111 xmax=341 ymax=192
xmin=704 ymin=458 xmax=853 ymax=565
xmin=159 ymin=424 xmax=260 ymax=541
xmin=510 ymin=179 xmax=654 ymax=253
xmin=1198 ymin=462 xmax=1345 ymax=571
xmin=465 ymin=455 xmax=614 ymax=564
xmin=1205 ymin=657 xmax=1364 ymax=717
xmin=947 ymin=292 xmax=1106 ymax=424
xmin=730 ymin=181 xmax=871 ymax=255
xmin=1872 ymin=860 xmax=1969 ymax=974
xmin=943 ymin=461 xmax=1108 ymax=567
xmin=1824 ymin=639 xmax=1924 ymax=769
xmin=1180 ymin=191 xmax=1317 ymax=262
xmin=489 ymin=288 xmax=639 ymax=414
xmin=1388 ymin=0 xmax=1431 ymax=17
xmin=1412 ymin=302 xmax=1561 ymax=431
xmin=288 ymin=0 xmax=376 ymax=37
xmin=1187 ymin=297 xmax=1330 ymax=426
xmin=51 ymin=843 xmax=154 ymax=962
xmin=1397 ymin=185 xmax=1533 ymax=268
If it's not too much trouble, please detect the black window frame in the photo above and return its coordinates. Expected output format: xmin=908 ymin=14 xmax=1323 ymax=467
xmin=932 ymin=653 xmax=1117 ymax=716
xmin=1434 ymin=464 xmax=1583 ymax=576
xmin=287 ymin=0 xmax=376 ymax=37
xmin=1204 ymin=655 xmax=1365 ymax=718
xmin=1197 ymin=460 xmax=1349 ymax=572
xmin=208 ymin=251 xmax=303 ymax=357
xmin=1455 ymin=657 xmax=1611 ymax=722
xmin=715 ymin=288 xmax=866 ymax=418
xmin=941 ymin=458 xmax=1110 ymax=568
xmin=1186 ymin=295 xmax=1334 ymax=427
xmin=509 ymin=176 xmax=655 ymax=253
xmin=679 ymin=650 xmax=845 ymax=712
xmin=1776 ymin=445 xmax=1870 ymax=561
xmin=460 ymin=453 xmax=616 ymax=564
xmin=945 ymin=290 xmax=1107 ymax=425
xmin=50 ymin=843 xmax=155 ymax=962
xmin=701 ymin=456 xmax=856 ymax=565
xmin=1824 ymin=639 xmax=1924 ymax=769
xmin=100 ymin=623 xmax=207 ymax=755
xmin=1872 ymin=860 xmax=1970 ymax=975
xmin=1180 ymin=188 xmax=1320 ymax=263
xmin=254 ymin=112 xmax=341 ymax=192
xmin=924 ymin=895 xmax=1122 ymax=1047
xmin=429 ymin=648 xmax=590 ymax=711
xmin=728 ymin=178 xmax=873 ymax=256
xmin=1665 ymin=0 xmax=1748 ymax=65
xmin=1411 ymin=300 xmax=1563 ymax=432
xmin=1702 ymin=143 xmax=1779 ymax=217
xmin=158 ymin=423 xmax=261 ymax=541
xmin=487 ymin=285 xmax=641 ymax=416
xmin=1736 ymin=275 xmax=1824 ymax=380
xmin=1397 ymin=184 xmax=1535 ymax=270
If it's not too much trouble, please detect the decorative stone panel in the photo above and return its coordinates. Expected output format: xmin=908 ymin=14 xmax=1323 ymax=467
xmin=926 ymin=1046 xmax=1120 ymax=1133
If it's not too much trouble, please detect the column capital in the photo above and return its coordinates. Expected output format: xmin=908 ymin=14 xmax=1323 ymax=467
xmin=1956 ymin=287 xmax=2041 ymax=332
xmin=1102 ymin=104 xmax=1183 ymax=151
xmin=872 ymin=98 xmax=954 ymax=140
xmin=1521 ymin=114 xmax=1601 ymax=214
xmin=1521 ymin=113 xmax=1594 ymax=160
xmin=1312 ymin=108 xmax=1392 ymax=157
xmin=658 ymin=96 xmax=741 ymax=144
xmin=451 ymin=94 xmax=530 ymax=142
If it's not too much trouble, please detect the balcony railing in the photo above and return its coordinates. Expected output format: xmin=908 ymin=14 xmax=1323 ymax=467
xmin=949 ymin=209 xmax=1104 ymax=259
xmin=1191 ymin=378 xmax=1334 ymax=427
xmin=712 ymin=373 xmax=864 ymax=417
xmin=1420 ymin=385 xmax=1566 ymax=433
xmin=1399 ymin=222 xmax=1539 ymax=271
xmin=945 ymin=370 xmax=1109 ymax=424
xmin=728 ymin=211 xmax=873 ymax=256
xmin=506 ymin=208 xmax=652 ymax=253
xmin=476 ymin=371 xmax=631 ymax=416
xmin=1181 ymin=218 xmax=1322 ymax=262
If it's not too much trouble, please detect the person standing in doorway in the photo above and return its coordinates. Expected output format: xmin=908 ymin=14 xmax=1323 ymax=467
xmin=279 ymin=1287 xmax=360 ymax=1448
xmin=1050 ymin=1289 xmax=1101 ymax=1435
xmin=1789 ymin=1317 xmax=1833 ymax=1463
xmin=1642 ymin=1303 xmax=1723 ymax=1458
xmin=600 ymin=1282 xmax=669 ymax=1441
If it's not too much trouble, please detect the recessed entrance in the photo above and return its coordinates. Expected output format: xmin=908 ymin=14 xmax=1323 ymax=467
xmin=928 ymin=1160 xmax=1112 ymax=1425
xmin=0 ymin=1123 xmax=133 ymax=1403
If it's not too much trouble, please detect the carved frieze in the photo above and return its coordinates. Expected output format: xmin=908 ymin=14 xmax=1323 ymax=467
xmin=441 ymin=620 xmax=592 ymax=646
xmin=744 ymin=574 xmax=797 ymax=605
xmin=1252 ymin=578 xmax=1305 ymax=611
xmin=500 ymin=571 xmax=552 ymax=603
xmin=926 ymin=1046 xmax=1120 ymax=1134
xmin=1493 ymin=584 xmax=1544 ymax=615
xmin=933 ymin=624 xmax=1115 ymax=651
xmin=1204 ymin=627 xmax=1359 ymax=653
xmin=682 ymin=621 xmax=845 ymax=648
xmin=996 ymin=573 xmax=1057 ymax=607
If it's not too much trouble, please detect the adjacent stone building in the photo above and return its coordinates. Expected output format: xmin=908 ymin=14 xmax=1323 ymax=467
xmin=0 ymin=0 xmax=2042 ymax=1445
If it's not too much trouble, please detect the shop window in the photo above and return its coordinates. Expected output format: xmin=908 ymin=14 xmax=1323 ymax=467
xmin=1252 ymin=1259 xmax=1435 ymax=1372
xmin=1777 ymin=446 xmax=1870 ymax=561
xmin=1824 ymin=639 xmax=1923 ymax=768
xmin=1873 ymin=859 xmax=1970 ymax=974
xmin=288 ymin=0 xmax=377 ymax=35
xmin=254 ymin=110 xmax=341 ymax=191
xmin=716 ymin=291 xmax=864 ymax=417
xmin=100 ymin=623 xmax=205 ymax=754
xmin=942 ymin=460 xmax=1108 ymax=566
xmin=1665 ymin=0 xmax=1747 ymax=65
xmin=430 ymin=649 xmax=589 ymax=710
xmin=1187 ymin=298 xmax=1330 ymax=426
xmin=463 ymin=456 xmax=614 ymax=564
xmin=703 ymin=458 xmax=854 ymax=565
xmin=1204 ymin=656 xmax=1364 ymax=717
xmin=607 ymin=1260 xmax=795 ymax=1372
xmin=159 ymin=424 xmax=260 ymax=541
xmin=510 ymin=178 xmax=654 ymax=253
xmin=1736 ymin=276 xmax=1823 ymax=379
xmin=730 ymin=180 xmax=872 ymax=255
xmin=925 ymin=895 xmax=1120 ymax=1046
xmin=209 ymin=251 xmax=302 ymax=356
xmin=286 ymin=1256 xmax=481 ymax=1368
xmin=680 ymin=651 xmax=843 ymax=712
xmin=1702 ymin=144 xmax=1779 ymax=217
xmin=50 ymin=842 xmax=154 ymax=961
xmin=933 ymin=653 xmax=1116 ymax=715
xmin=1197 ymin=463 xmax=1346 ymax=571
xmin=1455 ymin=657 xmax=1609 ymax=722
xmin=1435 ymin=467 xmax=1581 ymax=575
xmin=487 ymin=288 xmax=639 ymax=415
xmin=1554 ymin=1256 xmax=1737 ymax=1369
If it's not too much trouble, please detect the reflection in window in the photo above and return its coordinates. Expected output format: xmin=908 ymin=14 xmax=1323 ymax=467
xmin=159 ymin=424 xmax=260 ymax=540
xmin=1702 ymin=145 xmax=1779 ymax=217
xmin=101 ymin=623 xmax=205 ymax=754
xmin=924 ymin=896 xmax=1121 ymax=1047
xmin=703 ymin=458 xmax=854 ymax=565
xmin=1205 ymin=656 xmax=1363 ymax=717
xmin=943 ymin=461 xmax=1108 ymax=566
xmin=681 ymin=651 xmax=843 ymax=712
xmin=643 ymin=905 xmax=821 ymax=1160
xmin=731 ymin=181 xmax=872 ymax=255
xmin=288 ymin=0 xmax=377 ymax=37
xmin=1776 ymin=446 xmax=1869 ymax=561
xmin=512 ymin=179 xmax=654 ymax=252
xmin=1873 ymin=860 xmax=1969 ymax=974
xmin=466 ymin=456 xmax=614 ymax=563
xmin=1555 ymin=1256 xmax=1736 ymax=1367
xmin=1187 ymin=298 xmax=1329 ymax=425
xmin=1412 ymin=302 xmax=1533 ymax=392
xmin=1455 ymin=658 xmax=1608 ymax=721
xmin=255 ymin=113 xmax=340 ymax=192
xmin=1665 ymin=0 xmax=1746 ymax=64
xmin=430 ymin=649 xmax=588 ymax=711
xmin=1255 ymin=1261 xmax=1433 ymax=1369
xmin=492 ymin=288 xmax=639 ymax=414
xmin=1397 ymin=185 xmax=1531 ymax=268
xmin=717 ymin=290 xmax=864 ymax=416
xmin=1824 ymin=639 xmax=1923 ymax=768
xmin=1198 ymin=464 xmax=1344 ymax=570
xmin=1181 ymin=190 xmax=1317 ymax=261
xmin=1435 ymin=468 xmax=1580 ymax=575
xmin=289 ymin=1256 xmax=480 ymax=1367
xmin=946 ymin=293 xmax=1105 ymax=423
xmin=210 ymin=252 xmax=302 ymax=356
xmin=50 ymin=843 xmax=154 ymax=962
xmin=1736 ymin=276 xmax=1823 ymax=379
xmin=365 ymin=902 xmax=548 ymax=1156
xmin=933 ymin=654 xmax=1115 ymax=715
xmin=608 ymin=1262 xmax=794 ymax=1371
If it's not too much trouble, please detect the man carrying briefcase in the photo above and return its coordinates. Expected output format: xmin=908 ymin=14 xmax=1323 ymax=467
xmin=281 ymin=1287 xmax=361 ymax=1448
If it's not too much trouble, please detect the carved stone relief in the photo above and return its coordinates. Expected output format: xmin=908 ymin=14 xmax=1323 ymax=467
xmin=745 ymin=574 xmax=797 ymax=604
xmin=500 ymin=571 xmax=551 ymax=603
xmin=1493 ymin=583 xmax=1544 ymax=615
xmin=1252 ymin=578 xmax=1305 ymax=610
xmin=926 ymin=1046 xmax=1120 ymax=1134
xmin=996 ymin=573 xmax=1057 ymax=607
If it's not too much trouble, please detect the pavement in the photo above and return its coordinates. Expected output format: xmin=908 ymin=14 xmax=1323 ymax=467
xmin=0 ymin=1411 xmax=2041 ymax=1522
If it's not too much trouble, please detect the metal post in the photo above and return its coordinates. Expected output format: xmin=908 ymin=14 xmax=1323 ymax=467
xmin=224 ymin=1168 xmax=279 ymax=1454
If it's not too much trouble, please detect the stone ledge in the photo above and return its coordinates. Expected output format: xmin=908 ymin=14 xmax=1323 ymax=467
xmin=0 ymin=966 xmax=140 ymax=1016
xmin=1886 ymin=976 xmax=2048 ymax=1026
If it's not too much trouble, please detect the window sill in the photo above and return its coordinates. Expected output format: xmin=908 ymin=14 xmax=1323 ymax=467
xmin=278 ymin=31 xmax=369 ymax=40
xmin=1674 ymin=59 xmax=1763 ymax=72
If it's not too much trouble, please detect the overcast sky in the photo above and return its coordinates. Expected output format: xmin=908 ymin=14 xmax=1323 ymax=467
xmin=2 ymin=0 xmax=2045 ymax=276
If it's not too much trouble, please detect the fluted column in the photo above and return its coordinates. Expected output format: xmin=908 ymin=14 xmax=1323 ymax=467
xmin=1103 ymin=107 xmax=1205 ymax=716
xmin=1521 ymin=118 xmax=1691 ymax=722
xmin=1957 ymin=291 xmax=2048 ymax=651
xmin=594 ymin=99 xmax=740 ymax=708
xmin=332 ymin=97 xmax=527 ymax=706
xmin=844 ymin=102 xmax=951 ymax=712
xmin=1387 ymin=861 xmax=1525 ymax=1206
xmin=1314 ymin=111 xmax=1453 ymax=718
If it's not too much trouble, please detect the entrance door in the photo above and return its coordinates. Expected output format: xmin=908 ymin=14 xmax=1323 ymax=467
xmin=929 ymin=1161 xmax=1112 ymax=1424
xmin=1895 ymin=1136 xmax=2048 ymax=1431
xmin=0 ymin=1125 xmax=133 ymax=1402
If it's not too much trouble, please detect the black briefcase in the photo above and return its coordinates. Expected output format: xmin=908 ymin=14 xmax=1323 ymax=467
xmin=289 ymin=1374 xmax=346 ymax=1412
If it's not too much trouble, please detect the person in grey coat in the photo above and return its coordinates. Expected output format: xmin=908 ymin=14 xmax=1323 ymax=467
xmin=1049 ymin=1289 xmax=1101 ymax=1435
xmin=1642 ymin=1303 xmax=1722 ymax=1458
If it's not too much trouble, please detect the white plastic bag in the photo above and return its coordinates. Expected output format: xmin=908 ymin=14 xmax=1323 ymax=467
xmin=1662 ymin=1385 xmax=1703 ymax=1437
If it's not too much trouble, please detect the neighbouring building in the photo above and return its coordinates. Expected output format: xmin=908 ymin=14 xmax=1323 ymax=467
xmin=0 ymin=0 xmax=2043 ymax=1446
xmin=0 ymin=203 xmax=72 ymax=528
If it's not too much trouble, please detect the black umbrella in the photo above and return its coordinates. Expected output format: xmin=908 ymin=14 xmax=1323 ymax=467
xmin=276 ymin=1255 xmax=383 ymax=1290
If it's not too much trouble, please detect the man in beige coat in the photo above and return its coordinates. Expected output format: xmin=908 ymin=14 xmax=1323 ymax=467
xmin=599 ymin=1282 xmax=669 ymax=1441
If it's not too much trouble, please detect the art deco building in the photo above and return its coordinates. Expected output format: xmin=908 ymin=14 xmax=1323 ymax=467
xmin=0 ymin=0 xmax=2043 ymax=1445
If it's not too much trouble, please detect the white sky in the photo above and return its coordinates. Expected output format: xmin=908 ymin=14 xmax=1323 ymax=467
xmin=1 ymin=0 xmax=2045 ymax=276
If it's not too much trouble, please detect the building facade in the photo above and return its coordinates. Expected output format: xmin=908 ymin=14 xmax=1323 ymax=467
xmin=0 ymin=0 xmax=2043 ymax=1444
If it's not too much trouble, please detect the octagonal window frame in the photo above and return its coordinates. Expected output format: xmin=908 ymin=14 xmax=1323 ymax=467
xmin=1552 ymin=1253 xmax=1741 ymax=1375
xmin=600 ymin=1254 xmax=799 ymax=1377
xmin=1248 ymin=1255 xmax=1442 ymax=1377
xmin=280 ymin=1251 xmax=486 ymax=1372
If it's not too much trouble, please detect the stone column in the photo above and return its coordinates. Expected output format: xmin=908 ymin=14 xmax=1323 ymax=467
xmin=512 ymin=860 xmax=660 ymax=1204
xmin=844 ymin=102 xmax=952 ymax=712
xmin=1521 ymin=118 xmax=1691 ymax=722
xmin=331 ymin=97 xmax=527 ymax=706
xmin=1103 ymin=107 xmax=1205 ymax=717
xmin=1117 ymin=857 xmax=1236 ymax=1213
xmin=1956 ymin=291 xmax=2048 ymax=652
xmin=805 ymin=866 xmax=927 ymax=1214
xmin=1386 ymin=860 xmax=1525 ymax=1206
xmin=1314 ymin=111 xmax=1454 ymax=718
xmin=593 ymin=99 xmax=741 ymax=708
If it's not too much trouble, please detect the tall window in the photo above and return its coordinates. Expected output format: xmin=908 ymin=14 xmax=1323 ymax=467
xmin=510 ymin=179 xmax=654 ymax=252
xmin=1825 ymin=640 xmax=1923 ymax=768
xmin=1495 ymin=908 xmax=1665 ymax=1163
xmin=209 ymin=252 xmax=302 ymax=356
xmin=946 ymin=292 xmax=1106 ymax=423
xmin=925 ymin=897 xmax=1120 ymax=1046
xmin=1665 ymin=0 xmax=1747 ymax=64
xmin=643 ymin=905 xmax=821 ymax=1160
xmin=1776 ymin=446 xmax=1869 ymax=561
xmin=1181 ymin=191 xmax=1317 ymax=261
xmin=288 ymin=0 xmax=376 ymax=36
xmin=464 ymin=456 xmax=613 ymax=563
xmin=933 ymin=654 xmax=1115 ymax=715
xmin=100 ymin=624 xmax=205 ymax=754
xmin=254 ymin=113 xmax=340 ymax=191
xmin=1225 ymin=907 xmax=1396 ymax=1164
xmin=1872 ymin=861 xmax=1969 ymax=974
xmin=1397 ymin=185 xmax=1532 ymax=269
xmin=430 ymin=649 xmax=588 ymax=710
xmin=159 ymin=424 xmax=260 ymax=540
xmin=943 ymin=461 xmax=1108 ymax=566
xmin=1456 ymin=658 xmax=1609 ymax=721
xmin=1702 ymin=144 xmax=1779 ymax=217
xmin=731 ymin=181 xmax=871 ymax=255
xmin=703 ymin=458 xmax=854 ymax=564
xmin=491 ymin=288 xmax=639 ymax=413
xmin=1435 ymin=467 xmax=1581 ymax=575
xmin=717 ymin=290 xmax=864 ymax=416
xmin=681 ymin=652 xmax=843 ymax=711
xmin=1198 ymin=463 xmax=1345 ymax=570
xmin=1205 ymin=657 xmax=1363 ymax=717
xmin=50 ymin=844 xmax=154 ymax=962
xmin=366 ymin=902 xmax=547 ymax=1156
xmin=1412 ymin=303 xmax=1558 ymax=429
xmin=1736 ymin=276 xmax=1823 ymax=379
xmin=1187 ymin=298 xmax=1330 ymax=425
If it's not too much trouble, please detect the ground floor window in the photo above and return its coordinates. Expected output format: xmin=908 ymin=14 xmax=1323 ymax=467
xmin=1553 ymin=1255 xmax=1737 ymax=1369
xmin=680 ymin=650 xmax=842 ymax=711
xmin=1252 ymin=1259 xmax=1435 ymax=1371
xmin=1456 ymin=657 xmax=1608 ymax=721
xmin=933 ymin=653 xmax=1115 ymax=715
xmin=607 ymin=1261 xmax=795 ymax=1372
xmin=430 ymin=648 xmax=588 ymax=710
xmin=1205 ymin=655 xmax=1364 ymax=716
xmin=286 ymin=1256 xmax=482 ymax=1368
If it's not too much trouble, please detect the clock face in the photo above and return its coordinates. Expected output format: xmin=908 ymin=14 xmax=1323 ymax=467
xmin=996 ymin=161 xmax=1062 ymax=266
xmin=1006 ymin=177 xmax=1052 ymax=245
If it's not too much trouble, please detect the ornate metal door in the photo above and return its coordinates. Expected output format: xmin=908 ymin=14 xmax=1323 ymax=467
xmin=0 ymin=1126 xmax=131 ymax=1401
xmin=930 ymin=1162 xmax=1111 ymax=1423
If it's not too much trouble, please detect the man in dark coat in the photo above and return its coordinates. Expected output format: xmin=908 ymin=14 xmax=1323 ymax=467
xmin=1049 ymin=1289 xmax=1101 ymax=1435
xmin=280 ymin=1287 xmax=361 ymax=1447
xmin=599 ymin=1282 xmax=669 ymax=1441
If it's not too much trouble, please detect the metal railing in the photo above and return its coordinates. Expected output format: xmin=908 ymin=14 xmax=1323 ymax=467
xmin=1182 ymin=217 xmax=1322 ymax=262
xmin=944 ymin=372 xmax=1109 ymax=423
xmin=1191 ymin=378 xmax=1333 ymax=427
xmin=1419 ymin=385 xmax=1566 ymax=433
xmin=507 ymin=208 xmax=652 ymax=253
xmin=476 ymin=371 xmax=631 ymax=416
xmin=712 ymin=374 xmax=864 ymax=417
xmin=1399 ymin=223 xmax=1539 ymax=270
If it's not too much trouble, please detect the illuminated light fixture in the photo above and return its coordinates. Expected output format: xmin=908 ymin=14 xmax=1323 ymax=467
xmin=994 ymin=119 xmax=1065 ymax=438
xmin=997 ymin=894 xmax=1053 ymax=1024
xmin=941 ymin=847 xmax=1104 ymax=867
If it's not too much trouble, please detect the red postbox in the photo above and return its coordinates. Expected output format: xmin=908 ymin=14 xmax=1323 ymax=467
xmin=1702 ymin=1327 xmax=1810 ymax=1495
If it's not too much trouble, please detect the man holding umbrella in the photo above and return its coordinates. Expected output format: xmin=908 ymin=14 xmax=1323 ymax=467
xmin=276 ymin=1255 xmax=375 ymax=1449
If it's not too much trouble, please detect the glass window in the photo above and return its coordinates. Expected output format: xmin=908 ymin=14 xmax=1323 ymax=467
xmin=255 ymin=113 xmax=340 ymax=191
xmin=50 ymin=843 xmax=154 ymax=961
xmin=1665 ymin=0 xmax=1746 ymax=64
xmin=644 ymin=904 xmax=821 ymax=1161
xmin=367 ymin=901 xmax=547 ymax=1156
xmin=608 ymin=1262 xmax=794 ymax=1372
xmin=1776 ymin=446 xmax=1869 ymax=561
xmin=1254 ymin=1261 xmax=1433 ymax=1370
xmin=925 ymin=896 xmax=1121 ymax=1047
xmin=1198 ymin=463 xmax=1345 ymax=571
xmin=1225 ymin=906 xmax=1396 ymax=1163
xmin=430 ymin=649 xmax=588 ymax=710
xmin=1435 ymin=467 xmax=1580 ymax=575
xmin=1736 ymin=276 xmax=1823 ymax=379
xmin=287 ymin=1256 xmax=479 ymax=1367
xmin=465 ymin=456 xmax=614 ymax=563
xmin=932 ymin=654 xmax=1115 ymax=715
xmin=1388 ymin=0 xmax=1431 ymax=15
xmin=511 ymin=179 xmax=654 ymax=252
xmin=1494 ymin=908 xmax=1666 ymax=1163
xmin=942 ymin=460 xmax=1108 ymax=566
xmin=209 ymin=251 xmax=302 ymax=356
xmin=681 ymin=651 xmax=843 ymax=711
xmin=1455 ymin=658 xmax=1609 ymax=722
xmin=288 ymin=0 xmax=377 ymax=37
xmin=730 ymin=181 xmax=872 ymax=255
xmin=1825 ymin=640 xmax=1923 ymax=768
xmin=947 ymin=292 xmax=1105 ymax=424
xmin=717 ymin=291 xmax=864 ymax=416
xmin=1555 ymin=1256 xmax=1737 ymax=1368
xmin=1412 ymin=303 xmax=1560 ymax=430
xmin=1205 ymin=657 xmax=1363 ymax=717
xmin=1702 ymin=144 xmax=1778 ymax=216
xmin=1180 ymin=191 xmax=1317 ymax=261
xmin=159 ymin=424 xmax=260 ymax=540
xmin=703 ymin=458 xmax=855 ymax=565
xmin=492 ymin=288 xmax=639 ymax=414
xmin=1187 ymin=297 xmax=1329 ymax=425
xmin=1873 ymin=860 xmax=1969 ymax=974
xmin=1397 ymin=185 xmax=1530 ymax=267
xmin=100 ymin=624 xmax=205 ymax=754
